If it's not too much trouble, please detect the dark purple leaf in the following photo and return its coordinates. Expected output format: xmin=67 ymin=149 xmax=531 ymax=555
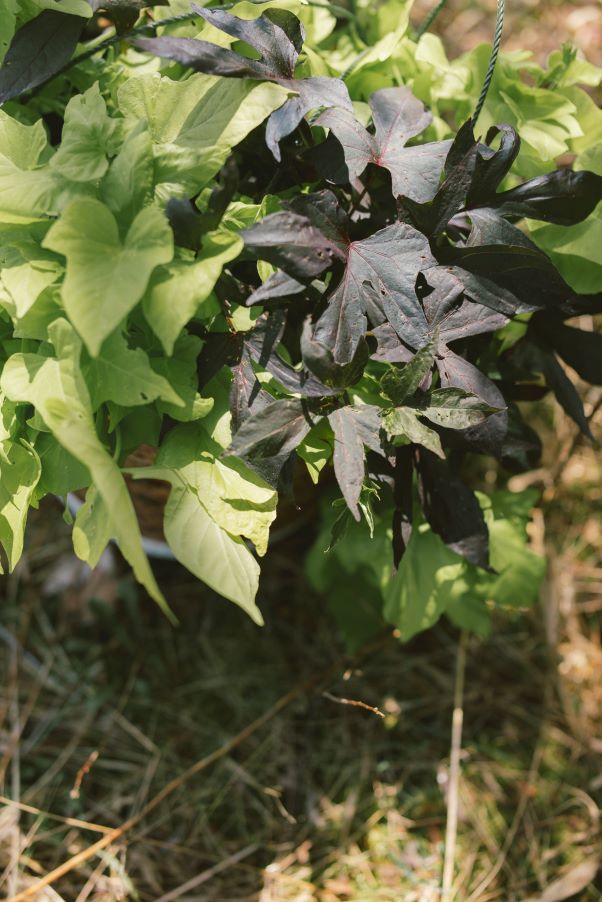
xmin=515 ymin=338 xmax=594 ymax=439
xmin=501 ymin=403 xmax=543 ymax=472
xmin=198 ymin=332 xmax=244 ymax=389
xmin=443 ymin=245 xmax=573 ymax=317
xmin=400 ymin=121 xmax=479 ymax=235
xmin=419 ymin=268 xmax=509 ymax=341
xmin=230 ymin=348 xmax=271 ymax=432
xmin=328 ymin=407 xmax=367 ymax=520
xmin=133 ymin=36 xmax=263 ymax=78
xmin=315 ymin=87 xmax=449 ymax=203
xmin=370 ymin=324 xmax=414 ymax=363
xmin=312 ymin=222 xmax=435 ymax=364
xmin=301 ymin=324 xmax=369 ymax=388
xmin=467 ymin=124 xmax=520 ymax=204
xmin=134 ymin=7 xmax=352 ymax=160
xmin=287 ymin=190 xmax=350 ymax=258
xmin=437 ymin=351 xmax=508 ymax=455
xmin=392 ymin=447 xmax=413 ymax=566
xmin=166 ymin=198 xmax=203 ymax=252
xmin=415 ymin=449 xmax=490 ymax=570
xmin=225 ymin=398 xmax=315 ymax=485
xmin=462 ymin=208 xmax=540 ymax=249
xmin=246 ymin=271 xmax=306 ymax=305
xmin=0 ymin=11 xmax=86 ymax=105
xmin=242 ymin=212 xmax=339 ymax=279
xmin=540 ymin=348 xmax=594 ymax=439
xmin=193 ymin=4 xmax=303 ymax=77
xmin=266 ymin=77 xmax=353 ymax=162
xmin=93 ymin=0 xmax=167 ymax=32
xmin=246 ymin=312 xmax=341 ymax=397
xmin=531 ymin=318 xmax=602 ymax=385
xmin=486 ymin=169 xmax=602 ymax=225
xmin=351 ymin=405 xmax=386 ymax=456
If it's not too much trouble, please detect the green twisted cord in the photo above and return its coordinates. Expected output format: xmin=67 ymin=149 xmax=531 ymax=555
xmin=473 ymin=0 xmax=505 ymax=124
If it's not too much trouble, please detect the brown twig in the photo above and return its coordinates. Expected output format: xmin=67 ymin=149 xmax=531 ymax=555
xmin=69 ymin=751 xmax=99 ymax=800
xmin=0 ymin=796 xmax=112 ymax=836
xmin=322 ymin=691 xmax=385 ymax=717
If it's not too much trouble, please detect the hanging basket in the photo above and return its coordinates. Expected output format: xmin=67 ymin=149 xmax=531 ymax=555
xmin=67 ymin=444 xmax=174 ymax=559
xmin=67 ymin=444 xmax=321 ymax=560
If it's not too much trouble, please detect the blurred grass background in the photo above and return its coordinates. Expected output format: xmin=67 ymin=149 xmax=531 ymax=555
xmin=1 ymin=0 xmax=602 ymax=898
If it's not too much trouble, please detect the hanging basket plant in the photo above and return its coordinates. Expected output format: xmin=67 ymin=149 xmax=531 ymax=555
xmin=0 ymin=0 xmax=600 ymax=638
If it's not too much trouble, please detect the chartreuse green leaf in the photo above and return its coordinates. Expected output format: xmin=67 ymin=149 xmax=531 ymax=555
xmin=194 ymin=457 xmax=277 ymax=557
xmin=50 ymin=84 xmax=121 ymax=183
xmin=101 ymin=126 xmax=154 ymax=224
xmin=144 ymin=230 xmax=243 ymax=354
xmin=72 ymin=486 xmax=112 ymax=569
xmin=34 ymin=432 xmax=89 ymax=498
xmin=0 ymin=318 xmax=171 ymax=618
xmin=0 ymin=439 xmax=41 ymax=573
xmin=82 ymin=331 xmax=184 ymax=410
xmin=0 ymin=244 xmax=62 ymax=319
xmin=43 ymin=199 xmax=173 ymax=355
xmin=297 ymin=419 xmax=334 ymax=484
xmin=480 ymin=490 xmax=547 ymax=608
xmin=0 ymin=113 xmax=61 ymax=223
xmin=0 ymin=1 xmax=19 ymax=64
xmin=127 ymin=424 xmax=274 ymax=623
xmin=118 ymin=73 xmax=288 ymax=195
xmin=0 ymin=392 xmax=18 ymax=442
xmin=155 ymin=424 xmax=277 ymax=558
xmin=164 ymin=482 xmax=262 ymax=622
xmin=150 ymin=333 xmax=214 ymax=423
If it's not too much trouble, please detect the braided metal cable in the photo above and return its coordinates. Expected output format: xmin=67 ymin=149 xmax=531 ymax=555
xmin=473 ymin=0 xmax=505 ymax=125
xmin=57 ymin=10 xmax=201 ymax=76
xmin=415 ymin=0 xmax=450 ymax=40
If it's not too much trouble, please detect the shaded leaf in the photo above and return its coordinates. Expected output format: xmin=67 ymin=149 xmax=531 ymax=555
xmin=531 ymin=317 xmax=602 ymax=385
xmin=380 ymin=340 xmax=435 ymax=405
xmin=246 ymin=270 xmax=305 ymax=305
xmin=0 ymin=11 xmax=86 ymax=106
xmin=467 ymin=124 xmax=520 ymax=204
xmin=416 ymin=449 xmax=490 ymax=569
xmin=230 ymin=348 xmax=271 ymax=432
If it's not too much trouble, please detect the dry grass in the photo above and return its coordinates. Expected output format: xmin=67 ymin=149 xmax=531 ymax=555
xmin=1 ymin=385 xmax=601 ymax=900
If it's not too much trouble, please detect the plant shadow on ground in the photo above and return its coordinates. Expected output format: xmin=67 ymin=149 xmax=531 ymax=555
xmin=1 ymin=390 xmax=602 ymax=902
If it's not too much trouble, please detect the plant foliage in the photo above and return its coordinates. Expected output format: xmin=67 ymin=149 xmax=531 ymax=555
xmin=0 ymin=0 xmax=600 ymax=638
